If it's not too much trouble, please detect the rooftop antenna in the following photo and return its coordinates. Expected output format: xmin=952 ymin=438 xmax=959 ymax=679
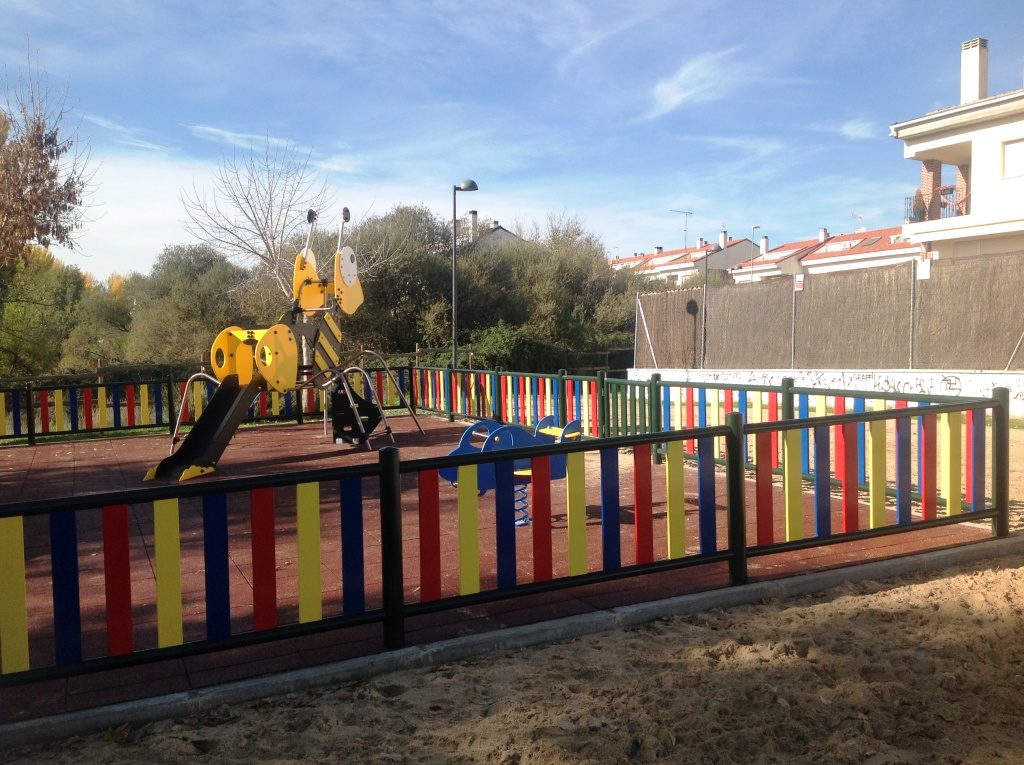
xmin=669 ymin=209 xmax=694 ymax=249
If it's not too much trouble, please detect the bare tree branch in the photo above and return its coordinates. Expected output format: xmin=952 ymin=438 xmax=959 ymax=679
xmin=181 ymin=139 xmax=332 ymax=299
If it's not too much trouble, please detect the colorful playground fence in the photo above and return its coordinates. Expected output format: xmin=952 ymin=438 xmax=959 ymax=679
xmin=0 ymin=368 xmax=412 ymax=444
xmin=0 ymin=387 xmax=1010 ymax=683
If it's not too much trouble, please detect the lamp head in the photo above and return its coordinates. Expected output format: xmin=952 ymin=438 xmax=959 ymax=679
xmin=456 ymin=179 xmax=479 ymax=192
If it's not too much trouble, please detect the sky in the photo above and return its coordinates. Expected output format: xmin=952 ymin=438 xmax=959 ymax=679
xmin=4 ymin=0 xmax=1024 ymax=280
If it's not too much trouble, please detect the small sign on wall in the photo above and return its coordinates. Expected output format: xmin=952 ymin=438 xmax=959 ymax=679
xmin=793 ymin=274 xmax=805 ymax=291
xmin=916 ymin=256 xmax=932 ymax=280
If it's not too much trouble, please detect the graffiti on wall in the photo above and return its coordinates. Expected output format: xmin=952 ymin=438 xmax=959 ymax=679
xmin=629 ymin=367 xmax=1024 ymax=416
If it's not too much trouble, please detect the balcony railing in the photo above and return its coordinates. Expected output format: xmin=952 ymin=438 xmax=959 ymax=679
xmin=905 ymin=186 xmax=970 ymax=223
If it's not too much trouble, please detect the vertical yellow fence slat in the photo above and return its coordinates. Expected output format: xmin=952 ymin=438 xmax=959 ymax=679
xmin=665 ymin=440 xmax=686 ymax=558
xmin=581 ymin=387 xmax=591 ymax=435
xmin=154 ymin=498 xmax=183 ymax=647
xmin=566 ymin=451 xmax=587 ymax=575
xmin=0 ymin=515 xmax=29 ymax=673
xmin=192 ymin=380 xmax=204 ymax=419
xmin=97 ymin=386 xmax=108 ymax=429
xmin=54 ymin=388 xmax=66 ymax=432
xmin=271 ymin=391 xmax=281 ymax=416
xmin=869 ymin=419 xmax=887 ymax=528
xmin=815 ymin=394 xmax=827 ymax=418
xmin=140 ymin=384 xmax=152 ymax=426
xmin=457 ymin=465 xmax=480 ymax=595
xmin=942 ymin=412 xmax=962 ymax=515
xmin=0 ymin=391 xmax=7 ymax=436
xmin=296 ymin=482 xmax=322 ymax=623
xmin=783 ymin=429 xmax=803 ymax=541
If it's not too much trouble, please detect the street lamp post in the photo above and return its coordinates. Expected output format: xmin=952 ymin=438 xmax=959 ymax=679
xmin=749 ymin=224 xmax=760 ymax=283
xmin=451 ymin=179 xmax=479 ymax=369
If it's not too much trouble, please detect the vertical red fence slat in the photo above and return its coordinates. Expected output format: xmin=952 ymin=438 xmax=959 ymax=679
xmin=755 ymin=433 xmax=774 ymax=545
xmin=531 ymin=456 xmax=553 ymax=582
xmin=920 ymin=414 xmax=938 ymax=520
xmin=633 ymin=444 xmax=653 ymax=564
xmin=685 ymin=387 xmax=695 ymax=454
xmin=126 ymin=385 xmax=137 ymax=426
xmin=768 ymin=392 xmax=779 ymax=468
xmin=418 ymin=469 xmax=442 ymax=601
xmin=102 ymin=503 xmax=134 ymax=655
xmin=83 ymin=387 xmax=94 ymax=430
xmin=250 ymin=487 xmax=278 ymax=630
xmin=841 ymin=422 xmax=858 ymax=531
xmin=39 ymin=390 xmax=50 ymax=433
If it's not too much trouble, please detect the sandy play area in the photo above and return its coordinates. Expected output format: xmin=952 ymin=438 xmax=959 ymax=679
xmin=5 ymin=555 xmax=1024 ymax=764
xmin=5 ymin=430 xmax=1024 ymax=763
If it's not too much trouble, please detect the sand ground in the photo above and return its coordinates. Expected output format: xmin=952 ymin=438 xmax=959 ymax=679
xmin=5 ymin=428 xmax=1024 ymax=764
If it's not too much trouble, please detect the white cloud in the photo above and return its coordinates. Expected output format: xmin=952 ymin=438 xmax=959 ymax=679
xmin=809 ymin=118 xmax=878 ymax=141
xmin=648 ymin=48 xmax=744 ymax=119
xmin=53 ymin=150 xmax=215 ymax=280
xmin=185 ymin=124 xmax=298 ymax=149
xmin=82 ymin=113 xmax=170 ymax=152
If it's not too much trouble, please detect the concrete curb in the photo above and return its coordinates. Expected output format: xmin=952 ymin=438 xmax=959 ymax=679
xmin=5 ymin=537 xmax=1024 ymax=750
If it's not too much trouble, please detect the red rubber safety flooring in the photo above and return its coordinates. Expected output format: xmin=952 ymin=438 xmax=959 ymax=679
xmin=0 ymin=416 xmax=993 ymax=724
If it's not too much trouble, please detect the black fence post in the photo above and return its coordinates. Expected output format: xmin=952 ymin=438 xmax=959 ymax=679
xmin=26 ymin=383 xmax=36 ymax=446
xmin=649 ymin=373 xmax=664 ymax=464
xmin=492 ymin=367 xmax=503 ymax=422
xmin=725 ymin=411 xmax=748 ymax=584
xmin=993 ymin=387 xmax=1010 ymax=538
xmin=295 ymin=388 xmax=304 ymax=425
xmin=445 ymin=366 xmax=454 ymax=423
xmin=780 ymin=377 xmax=795 ymax=420
xmin=166 ymin=376 xmax=176 ymax=435
xmin=379 ymin=446 xmax=406 ymax=648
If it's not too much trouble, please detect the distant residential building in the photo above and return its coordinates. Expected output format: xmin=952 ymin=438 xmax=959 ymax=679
xmin=467 ymin=211 xmax=522 ymax=250
xmin=611 ymin=230 xmax=757 ymax=285
xmin=891 ymin=37 xmax=1024 ymax=260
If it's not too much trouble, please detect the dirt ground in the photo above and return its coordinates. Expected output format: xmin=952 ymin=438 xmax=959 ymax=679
xmin=5 ymin=431 xmax=1024 ymax=764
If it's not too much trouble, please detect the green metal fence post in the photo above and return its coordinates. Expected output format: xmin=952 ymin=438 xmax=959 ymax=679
xmin=557 ymin=369 xmax=567 ymax=427
xmin=993 ymin=387 xmax=1010 ymax=538
xmin=379 ymin=446 xmax=406 ymax=648
xmin=725 ymin=411 xmax=748 ymax=584
xmin=649 ymin=373 xmax=663 ymax=464
xmin=781 ymin=376 xmax=795 ymax=420
xmin=493 ymin=367 xmax=503 ymax=421
xmin=597 ymin=370 xmax=608 ymax=438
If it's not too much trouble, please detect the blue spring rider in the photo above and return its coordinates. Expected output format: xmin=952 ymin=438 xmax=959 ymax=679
xmin=440 ymin=416 xmax=582 ymax=526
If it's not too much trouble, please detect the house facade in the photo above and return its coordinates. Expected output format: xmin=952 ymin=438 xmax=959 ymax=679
xmin=891 ymin=38 xmax=1024 ymax=260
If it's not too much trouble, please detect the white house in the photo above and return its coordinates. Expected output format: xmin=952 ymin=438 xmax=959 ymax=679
xmin=891 ymin=38 xmax=1024 ymax=260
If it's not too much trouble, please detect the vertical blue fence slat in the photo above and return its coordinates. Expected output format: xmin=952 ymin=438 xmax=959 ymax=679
xmin=154 ymin=382 xmax=164 ymax=425
xmin=12 ymin=389 xmax=22 ymax=435
xmin=738 ymin=391 xmax=749 ymax=463
xmin=111 ymin=384 xmax=122 ymax=428
xmin=50 ymin=510 xmax=82 ymax=665
xmin=203 ymin=493 xmax=231 ymax=640
xmin=813 ymin=425 xmax=831 ymax=537
xmin=494 ymin=460 xmax=517 ymax=589
xmin=854 ymin=397 xmax=866 ymax=485
xmin=697 ymin=435 xmax=716 ymax=554
xmin=340 ymin=477 xmax=366 ymax=614
xmin=662 ymin=387 xmax=671 ymax=433
xmin=697 ymin=388 xmax=707 ymax=428
xmin=599 ymin=448 xmax=621 ymax=571
xmin=972 ymin=410 xmax=986 ymax=512
xmin=896 ymin=415 xmax=912 ymax=525
xmin=69 ymin=388 xmax=79 ymax=432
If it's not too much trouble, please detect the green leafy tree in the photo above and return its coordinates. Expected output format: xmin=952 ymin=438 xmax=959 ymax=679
xmin=0 ymin=247 xmax=85 ymax=375
xmin=0 ymin=55 xmax=91 ymax=281
xmin=123 ymin=244 xmax=258 ymax=366
xmin=58 ymin=274 xmax=135 ymax=372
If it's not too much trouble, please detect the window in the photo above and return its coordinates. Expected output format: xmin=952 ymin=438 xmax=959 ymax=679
xmin=1003 ymin=139 xmax=1024 ymax=178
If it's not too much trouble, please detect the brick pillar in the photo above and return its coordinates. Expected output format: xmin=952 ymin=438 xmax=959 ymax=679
xmin=921 ymin=159 xmax=942 ymax=220
xmin=955 ymin=164 xmax=970 ymax=215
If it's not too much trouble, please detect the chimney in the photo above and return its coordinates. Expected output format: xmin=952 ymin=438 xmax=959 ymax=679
xmin=818 ymin=227 xmax=829 ymax=243
xmin=718 ymin=229 xmax=728 ymax=249
xmin=696 ymin=237 xmax=705 ymax=249
xmin=960 ymin=37 xmax=988 ymax=103
xmin=655 ymin=246 xmax=663 ymax=254
xmin=469 ymin=210 xmax=478 ymax=242
xmin=760 ymin=235 xmax=769 ymax=256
